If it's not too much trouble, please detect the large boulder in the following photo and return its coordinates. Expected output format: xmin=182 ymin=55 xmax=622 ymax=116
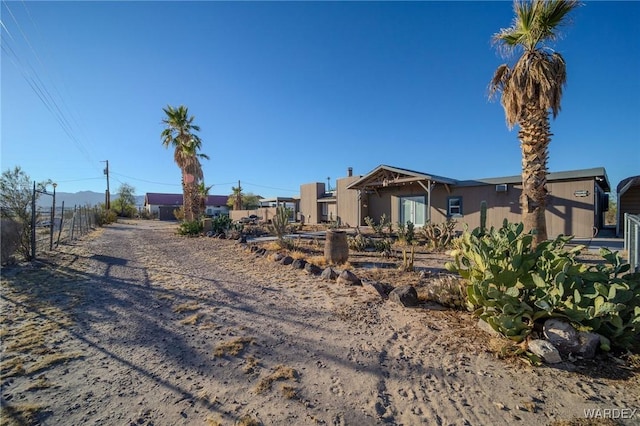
xmin=321 ymin=267 xmax=339 ymax=281
xmin=543 ymin=319 xmax=580 ymax=355
xmin=577 ymin=331 xmax=601 ymax=359
xmin=337 ymin=270 xmax=362 ymax=286
xmin=280 ymin=256 xmax=294 ymax=265
xmin=292 ymin=259 xmax=307 ymax=270
xmin=528 ymin=340 xmax=562 ymax=364
xmin=389 ymin=285 xmax=419 ymax=307
xmin=304 ymin=263 xmax=322 ymax=275
xmin=363 ymin=281 xmax=394 ymax=299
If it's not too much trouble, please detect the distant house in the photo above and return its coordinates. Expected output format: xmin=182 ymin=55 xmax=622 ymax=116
xmin=300 ymin=165 xmax=611 ymax=239
xmin=617 ymin=175 xmax=640 ymax=236
xmin=144 ymin=193 xmax=229 ymax=220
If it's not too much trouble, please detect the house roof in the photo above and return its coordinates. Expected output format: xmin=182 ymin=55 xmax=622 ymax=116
xmin=145 ymin=193 xmax=228 ymax=207
xmin=456 ymin=167 xmax=610 ymax=192
xmin=347 ymin=165 xmax=611 ymax=192
xmin=346 ymin=164 xmax=457 ymax=191
xmin=617 ymin=175 xmax=640 ymax=196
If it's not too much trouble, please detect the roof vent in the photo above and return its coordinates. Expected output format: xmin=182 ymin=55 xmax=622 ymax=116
xmin=496 ymin=184 xmax=508 ymax=193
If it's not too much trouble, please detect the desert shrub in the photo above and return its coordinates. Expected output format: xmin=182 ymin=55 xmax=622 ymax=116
xmin=211 ymin=215 xmax=232 ymax=234
xmin=423 ymin=274 xmax=468 ymax=309
xmin=1 ymin=218 xmax=22 ymax=264
xmin=348 ymin=233 xmax=370 ymax=251
xmin=269 ymin=206 xmax=291 ymax=242
xmin=173 ymin=207 xmax=185 ymax=221
xmin=365 ymin=214 xmax=391 ymax=237
xmin=373 ymin=238 xmax=392 ymax=253
xmin=95 ymin=207 xmax=117 ymax=226
xmin=421 ymin=220 xmax=457 ymax=251
xmin=178 ymin=220 xmax=203 ymax=236
xmin=139 ymin=210 xmax=154 ymax=220
xmin=446 ymin=220 xmax=640 ymax=350
xmin=396 ymin=221 xmax=415 ymax=245
xmin=347 ymin=230 xmax=393 ymax=255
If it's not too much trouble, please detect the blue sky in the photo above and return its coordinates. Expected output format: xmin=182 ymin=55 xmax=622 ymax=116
xmin=2 ymin=1 xmax=638 ymax=199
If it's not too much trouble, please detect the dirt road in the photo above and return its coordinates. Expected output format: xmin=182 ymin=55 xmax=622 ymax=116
xmin=1 ymin=220 xmax=638 ymax=425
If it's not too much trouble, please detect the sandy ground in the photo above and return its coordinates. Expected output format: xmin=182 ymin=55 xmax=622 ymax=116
xmin=1 ymin=220 xmax=638 ymax=426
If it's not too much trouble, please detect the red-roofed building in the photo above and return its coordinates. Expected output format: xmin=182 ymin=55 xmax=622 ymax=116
xmin=144 ymin=193 xmax=229 ymax=220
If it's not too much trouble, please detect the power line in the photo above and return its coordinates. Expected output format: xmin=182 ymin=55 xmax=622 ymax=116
xmin=241 ymin=181 xmax=298 ymax=193
xmin=0 ymin=1 xmax=100 ymax=171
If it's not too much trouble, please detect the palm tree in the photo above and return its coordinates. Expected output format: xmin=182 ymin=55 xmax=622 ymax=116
xmin=197 ymin=182 xmax=213 ymax=215
xmin=161 ymin=105 xmax=209 ymax=221
xmin=229 ymin=183 xmax=243 ymax=210
xmin=489 ymin=0 xmax=580 ymax=245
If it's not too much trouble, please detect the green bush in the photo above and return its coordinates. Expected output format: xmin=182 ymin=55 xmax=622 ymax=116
xmin=96 ymin=208 xmax=117 ymax=226
xmin=445 ymin=220 xmax=640 ymax=350
xmin=211 ymin=215 xmax=232 ymax=234
xmin=178 ymin=220 xmax=203 ymax=236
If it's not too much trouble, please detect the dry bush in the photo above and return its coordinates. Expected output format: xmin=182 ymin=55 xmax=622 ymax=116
xmin=255 ymin=364 xmax=298 ymax=394
xmin=179 ymin=313 xmax=203 ymax=325
xmin=235 ymin=414 xmax=261 ymax=426
xmin=0 ymin=402 xmax=45 ymax=426
xmin=173 ymin=303 xmax=201 ymax=313
xmin=243 ymin=355 xmax=260 ymax=374
xmin=1 ymin=218 xmax=22 ymax=264
xmin=289 ymin=250 xmax=307 ymax=260
xmin=306 ymin=255 xmax=327 ymax=267
xmin=214 ymin=337 xmax=255 ymax=357
xmin=280 ymin=384 xmax=298 ymax=399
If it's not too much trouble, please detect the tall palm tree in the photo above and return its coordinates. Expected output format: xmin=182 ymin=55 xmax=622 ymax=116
xmin=161 ymin=105 xmax=209 ymax=221
xmin=489 ymin=0 xmax=580 ymax=245
xmin=229 ymin=183 xmax=243 ymax=210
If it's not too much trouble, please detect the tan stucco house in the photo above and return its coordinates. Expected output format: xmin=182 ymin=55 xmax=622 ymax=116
xmin=300 ymin=165 xmax=611 ymax=239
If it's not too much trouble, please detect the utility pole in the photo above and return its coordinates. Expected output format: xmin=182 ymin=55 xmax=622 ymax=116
xmin=235 ymin=180 xmax=243 ymax=210
xmin=102 ymin=160 xmax=110 ymax=209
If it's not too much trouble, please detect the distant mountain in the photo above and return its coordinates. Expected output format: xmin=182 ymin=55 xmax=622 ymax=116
xmin=35 ymin=191 xmax=145 ymax=209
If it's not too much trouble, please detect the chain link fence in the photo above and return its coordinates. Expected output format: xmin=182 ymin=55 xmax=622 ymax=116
xmin=34 ymin=205 xmax=98 ymax=252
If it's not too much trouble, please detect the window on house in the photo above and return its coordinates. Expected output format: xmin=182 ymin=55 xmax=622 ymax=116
xmin=448 ymin=197 xmax=463 ymax=217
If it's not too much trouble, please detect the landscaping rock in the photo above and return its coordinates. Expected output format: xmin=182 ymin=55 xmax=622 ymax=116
xmin=256 ymin=248 xmax=267 ymax=256
xmin=280 ymin=256 xmax=294 ymax=265
xmin=304 ymin=263 xmax=322 ymax=275
xmin=237 ymin=235 xmax=247 ymax=244
xmin=389 ymin=285 xmax=419 ymax=307
xmin=321 ymin=267 xmax=339 ymax=281
xmin=363 ymin=281 xmax=394 ymax=299
xmin=577 ymin=331 xmax=601 ymax=359
xmin=272 ymin=253 xmax=284 ymax=262
xmin=528 ymin=339 xmax=562 ymax=364
xmin=543 ymin=319 xmax=580 ymax=355
xmin=292 ymin=259 xmax=307 ymax=270
xmin=250 ymin=245 xmax=258 ymax=252
xmin=337 ymin=270 xmax=362 ymax=286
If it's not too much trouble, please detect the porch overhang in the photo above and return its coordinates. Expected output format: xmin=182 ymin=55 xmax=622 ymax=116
xmin=346 ymin=164 xmax=457 ymax=192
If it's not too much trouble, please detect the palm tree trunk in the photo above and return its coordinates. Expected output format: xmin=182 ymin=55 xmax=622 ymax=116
xmin=182 ymin=174 xmax=194 ymax=222
xmin=518 ymin=107 xmax=550 ymax=245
